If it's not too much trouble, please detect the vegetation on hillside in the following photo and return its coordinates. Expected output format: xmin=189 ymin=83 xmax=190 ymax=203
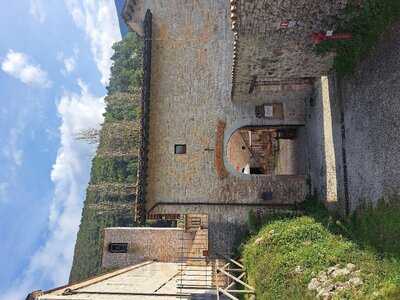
xmin=315 ymin=0 xmax=400 ymax=74
xmin=69 ymin=32 xmax=143 ymax=283
xmin=242 ymin=200 xmax=400 ymax=299
xmin=107 ymin=33 xmax=143 ymax=94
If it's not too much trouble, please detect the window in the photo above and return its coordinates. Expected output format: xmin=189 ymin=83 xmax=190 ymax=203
xmin=174 ymin=144 xmax=186 ymax=154
xmin=108 ymin=243 xmax=128 ymax=253
xmin=261 ymin=191 xmax=273 ymax=201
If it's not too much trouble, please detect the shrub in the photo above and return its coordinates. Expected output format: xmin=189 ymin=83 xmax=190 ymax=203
xmin=242 ymin=214 xmax=400 ymax=299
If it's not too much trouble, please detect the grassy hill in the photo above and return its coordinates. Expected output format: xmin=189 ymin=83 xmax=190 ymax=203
xmin=242 ymin=200 xmax=400 ymax=299
xmin=69 ymin=32 xmax=143 ymax=283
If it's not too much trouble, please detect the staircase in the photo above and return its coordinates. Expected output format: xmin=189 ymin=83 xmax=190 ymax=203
xmin=176 ymin=215 xmax=255 ymax=299
xmin=176 ymin=215 xmax=215 ymax=299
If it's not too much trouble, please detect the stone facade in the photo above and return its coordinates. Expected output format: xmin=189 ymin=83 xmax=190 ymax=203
xmin=102 ymin=227 xmax=192 ymax=268
xmin=124 ymin=0 xmax=310 ymax=254
xmin=231 ymin=0 xmax=348 ymax=101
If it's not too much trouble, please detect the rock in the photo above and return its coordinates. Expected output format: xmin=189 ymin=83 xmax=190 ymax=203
xmin=346 ymin=263 xmax=356 ymax=272
xmin=334 ymin=282 xmax=345 ymax=291
xmin=331 ymin=267 xmax=351 ymax=278
xmin=308 ymin=278 xmax=321 ymax=291
xmin=349 ymin=277 xmax=363 ymax=287
xmin=317 ymin=285 xmax=334 ymax=299
xmin=327 ymin=265 xmax=341 ymax=275
xmin=309 ymin=264 xmax=363 ymax=299
xmin=294 ymin=265 xmax=303 ymax=274
xmin=254 ymin=237 xmax=264 ymax=245
xmin=318 ymin=270 xmax=327 ymax=277
xmin=317 ymin=271 xmax=328 ymax=282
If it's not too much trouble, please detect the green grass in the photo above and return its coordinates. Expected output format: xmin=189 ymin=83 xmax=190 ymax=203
xmin=315 ymin=0 xmax=400 ymax=74
xmin=347 ymin=199 xmax=400 ymax=258
xmin=241 ymin=200 xmax=400 ymax=299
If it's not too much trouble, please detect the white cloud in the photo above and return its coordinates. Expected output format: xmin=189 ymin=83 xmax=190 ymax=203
xmin=64 ymin=57 xmax=76 ymax=74
xmin=64 ymin=0 xmax=121 ymax=86
xmin=0 ymin=81 xmax=105 ymax=300
xmin=1 ymin=50 xmax=51 ymax=88
xmin=30 ymin=0 xmax=46 ymax=23
xmin=57 ymin=51 xmax=77 ymax=75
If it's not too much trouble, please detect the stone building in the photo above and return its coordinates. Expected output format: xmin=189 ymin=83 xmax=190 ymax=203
xmin=28 ymin=0 xmax=362 ymax=298
xmin=121 ymin=0 xmax=348 ymax=255
xmin=27 ymin=261 xmax=216 ymax=299
xmin=231 ymin=0 xmax=348 ymax=102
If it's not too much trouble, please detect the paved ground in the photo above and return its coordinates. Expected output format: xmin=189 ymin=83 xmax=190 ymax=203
xmin=41 ymin=262 xmax=224 ymax=300
xmin=308 ymin=22 xmax=400 ymax=212
xmin=339 ymin=22 xmax=400 ymax=210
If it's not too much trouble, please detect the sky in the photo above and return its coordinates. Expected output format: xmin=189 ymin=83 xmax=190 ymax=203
xmin=0 ymin=1 xmax=122 ymax=298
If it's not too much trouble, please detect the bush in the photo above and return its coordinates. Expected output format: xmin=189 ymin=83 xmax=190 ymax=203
xmin=348 ymin=199 xmax=400 ymax=258
xmin=242 ymin=213 xmax=400 ymax=299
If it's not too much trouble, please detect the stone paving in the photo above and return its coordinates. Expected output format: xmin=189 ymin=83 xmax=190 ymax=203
xmin=307 ymin=22 xmax=400 ymax=212
xmin=39 ymin=262 xmax=223 ymax=299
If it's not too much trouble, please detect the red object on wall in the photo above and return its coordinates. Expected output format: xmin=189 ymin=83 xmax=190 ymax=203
xmin=312 ymin=32 xmax=353 ymax=44
xmin=280 ymin=20 xmax=289 ymax=28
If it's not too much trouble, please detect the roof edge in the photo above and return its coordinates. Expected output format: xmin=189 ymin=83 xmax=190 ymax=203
xmin=26 ymin=261 xmax=154 ymax=299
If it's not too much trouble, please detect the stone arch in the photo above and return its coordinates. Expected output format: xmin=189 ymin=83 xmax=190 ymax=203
xmin=224 ymin=121 xmax=306 ymax=177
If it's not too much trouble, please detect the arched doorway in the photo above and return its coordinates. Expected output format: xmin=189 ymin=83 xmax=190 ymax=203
xmin=226 ymin=126 xmax=305 ymax=175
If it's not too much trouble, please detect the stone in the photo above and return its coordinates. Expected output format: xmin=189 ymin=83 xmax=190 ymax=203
xmin=254 ymin=237 xmax=264 ymax=245
xmin=346 ymin=263 xmax=356 ymax=272
xmin=294 ymin=265 xmax=303 ymax=274
xmin=317 ymin=285 xmax=334 ymax=299
xmin=317 ymin=271 xmax=328 ymax=282
xmin=349 ymin=277 xmax=363 ymax=287
xmin=308 ymin=278 xmax=321 ymax=291
xmin=309 ymin=264 xmax=364 ymax=299
xmin=327 ymin=265 xmax=340 ymax=275
xmin=331 ymin=268 xmax=351 ymax=278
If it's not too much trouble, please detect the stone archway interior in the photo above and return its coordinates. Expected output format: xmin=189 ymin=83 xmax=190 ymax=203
xmin=226 ymin=126 xmax=306 ymax=175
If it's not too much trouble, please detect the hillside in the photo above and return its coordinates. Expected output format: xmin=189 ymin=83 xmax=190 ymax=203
xmin=69 ymin=32 xmax=143 ymax=283
xmin=242 ymin=201 xmax=400 ymax=299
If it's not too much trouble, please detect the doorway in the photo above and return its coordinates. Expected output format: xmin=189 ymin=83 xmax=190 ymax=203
xmin=226 ymin=126 xmax=306 ymax=175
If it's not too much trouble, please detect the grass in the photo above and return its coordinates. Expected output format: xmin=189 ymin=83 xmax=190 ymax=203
xmin=241 ymin=199 xmax=400 ymax=299
xmin=315 ymin=0 xmax=400 ymax=75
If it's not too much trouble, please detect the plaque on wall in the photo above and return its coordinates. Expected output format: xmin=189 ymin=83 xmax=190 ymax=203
xmin=255 ymin=103 xmax=284 ymax=119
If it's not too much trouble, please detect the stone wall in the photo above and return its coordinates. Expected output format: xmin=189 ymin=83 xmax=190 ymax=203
xmin=124 ymin=0 xmax=308 ymax=254
xmin=339 ymin=23 xmax=400 ymax=210
xmin=308 ymin=23 xmax=400 ymax=213
xmin=102 ymin=227 xmax=193 ymax=269
xmin=232 ymin=0 xmax=348 ymax=101
xmin=307 ymin=76 xmax=346 ymax=212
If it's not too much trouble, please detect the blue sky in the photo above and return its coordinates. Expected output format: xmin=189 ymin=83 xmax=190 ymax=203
xmin=0 ymin=1 xmax=121 ymax=298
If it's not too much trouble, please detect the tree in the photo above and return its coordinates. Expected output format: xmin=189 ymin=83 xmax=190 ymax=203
xmin=75 ymin=128 xmax=100 ymax=144
xmin=107 ymin=32 xmax=144 ymax=94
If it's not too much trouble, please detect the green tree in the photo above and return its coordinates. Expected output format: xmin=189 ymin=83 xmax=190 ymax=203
xmin=107 ymin=32 xmax=143 ymax=94
xmin=69 ymin=31 xmax=143 ymax=283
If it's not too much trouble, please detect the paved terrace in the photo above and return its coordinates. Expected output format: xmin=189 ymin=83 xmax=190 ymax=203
xmin=37 ymin=261 xmax=221 ymax=300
